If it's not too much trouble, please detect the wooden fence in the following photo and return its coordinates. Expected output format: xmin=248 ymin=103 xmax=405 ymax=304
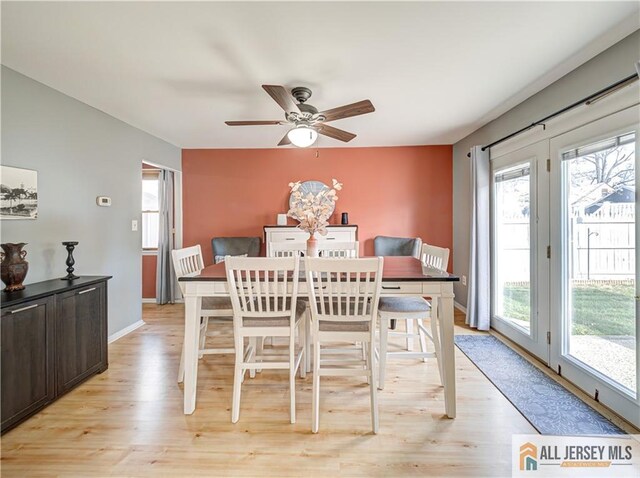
xmin=496 ymin=202 xmax=635 ymax=281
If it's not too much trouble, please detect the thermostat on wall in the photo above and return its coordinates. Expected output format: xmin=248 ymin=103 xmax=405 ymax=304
xmin=96 ymin=196 xmax=112 ymax=207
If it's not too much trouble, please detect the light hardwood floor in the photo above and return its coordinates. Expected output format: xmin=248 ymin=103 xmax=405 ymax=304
xmin=0 ymin=305 xmax=552 ymax=477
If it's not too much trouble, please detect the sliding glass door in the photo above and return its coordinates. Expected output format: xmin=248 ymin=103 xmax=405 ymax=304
xmin=492 ymin=141 xmax=550 ymax=362
xmin=550 ymin=107 xmax=639 ymax=427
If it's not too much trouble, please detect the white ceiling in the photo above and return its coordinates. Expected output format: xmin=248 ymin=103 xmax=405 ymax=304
xmin=2 ymin=2 xmax=638 ymax=149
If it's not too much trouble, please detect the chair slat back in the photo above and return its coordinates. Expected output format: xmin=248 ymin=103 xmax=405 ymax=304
xmin=421 ymin=243 xmax=450 ymax=271
xmin=305 ymin=257 xmax=383 ymax=323
xmin=225 ymin=256 xmax=300 ymax=319
xmin=269 ymin=241 xmax=306 ymax=258
xmin=318 ymin=241 xmax=359 ymax=258
xmin=172 ymin=245 xmax=205 ymax=294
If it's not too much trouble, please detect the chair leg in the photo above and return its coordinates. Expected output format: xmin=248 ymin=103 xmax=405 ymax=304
xmin=299 ymin=323 xmax=307 ymax=379
xmin=430 ymin=315 xmax=444 ymax=385
xmin=406 ymin=319 xmax=414 ymax=351
xmin=304 ymin=311 xmax=311 ymax=373
xmin=369 ymin=337 xmax=379 ymax=434
xmin=257 ymin=336 xmax=264 ymax=374
xmin=178 ymin=344 xmax=185 ymax=383
xmin=249 ymin=337 xmax=257 ymax=379
xmin=199 ymin=318 xmax=208 ymax=358
xmin=378 ymin=315 xmax=389 ymax=390
xmin=289 ymin=334 xmax=297 ymax=424
xmin=364 ymin=342 xmax=370 ymax=385
xmin=312 ymin=337 xmax=321 ymax=434
xmin=417 ymin=318 xmax=429 ymax=363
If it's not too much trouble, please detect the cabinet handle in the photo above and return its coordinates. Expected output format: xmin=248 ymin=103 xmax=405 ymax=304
xmin=78 ymin=287 xmax=97 ymax=295
xmin=326 ymin=237 xmax=335 ymax=240
xmin=382 ymin=286 xmax=401 ymax=290
xmin=10 ymin=304 xmax=39 ymax=314
xmin=285 ymin=238 xmax=296 ymax=241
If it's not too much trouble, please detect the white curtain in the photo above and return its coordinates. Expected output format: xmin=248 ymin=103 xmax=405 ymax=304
xmin=156 ymin=169 xmax=176 ymax=305
xmin=466 ymin=146 xmax=490 ymax=330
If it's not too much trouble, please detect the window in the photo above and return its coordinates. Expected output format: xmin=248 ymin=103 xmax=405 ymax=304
xmin=142 ymin=171 xmax=159 ymax=249
xmin=493 ymin=162 xmax=532 ymax=332
xmin=561 ymin=131 xmax=636 ymax=393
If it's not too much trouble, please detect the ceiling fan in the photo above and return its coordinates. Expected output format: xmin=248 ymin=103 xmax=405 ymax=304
xmin=225 ymin=85 xmax=375 ymax=147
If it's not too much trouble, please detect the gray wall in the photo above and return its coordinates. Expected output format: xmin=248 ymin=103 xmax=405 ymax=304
xmin=1 ymin=67 xmax=181 ymax=335
xmin=452 ymin=30 xmax=640 ymax=307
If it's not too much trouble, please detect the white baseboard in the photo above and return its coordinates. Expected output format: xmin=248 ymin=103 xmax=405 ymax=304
xmin=454 ymin=301 xmax=467 ymax=314
xmin=108 ymin=319 xmax=145 ymax=344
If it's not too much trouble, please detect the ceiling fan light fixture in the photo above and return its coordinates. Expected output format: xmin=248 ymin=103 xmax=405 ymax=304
xmin=287 ymin=125 xmax=318 ymax=148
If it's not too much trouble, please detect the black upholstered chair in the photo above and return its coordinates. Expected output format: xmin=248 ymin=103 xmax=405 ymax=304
xmin=373 ymin=236 xmax=421 ymax=258
xmin=373 ymin=236 xmax=422 ymax=330
xmin=211 ymin=237 xmax=261 ymax=264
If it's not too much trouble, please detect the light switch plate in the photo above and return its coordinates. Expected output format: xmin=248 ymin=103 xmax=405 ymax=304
xmin=131 ymin=220 xmax=138 ymax=231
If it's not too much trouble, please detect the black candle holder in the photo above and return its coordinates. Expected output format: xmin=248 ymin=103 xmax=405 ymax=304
xmin=61 ymin=241 xmax=79 ymax=280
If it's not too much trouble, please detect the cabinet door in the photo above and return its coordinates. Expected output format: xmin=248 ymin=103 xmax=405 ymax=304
xmin=1 ymin=296 xmax=55 ymax=432
xmin=56 ymin=282 xmax=107 ymax=394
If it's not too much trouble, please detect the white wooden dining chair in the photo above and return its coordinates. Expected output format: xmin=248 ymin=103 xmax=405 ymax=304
xmin=377 ymin=243 xmax=449 ymax=390
xmin=318 ymin=241 xmax=359 ymax=258
xmin=305 ymin=257 xmax=384 ymax=434
xmin=268 ymin=241 xmax=306 ymax=257
xmin=172 ymin=245 xmax=235 ymax=383
xmin=225 ymin=256 xmax=307 ymax=424
xmin=421 ymin=243 xmax=450 ymax=271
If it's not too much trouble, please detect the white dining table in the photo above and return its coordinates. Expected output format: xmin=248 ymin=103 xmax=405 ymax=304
xmin=178 ymin=256 xmax=460 ymax=418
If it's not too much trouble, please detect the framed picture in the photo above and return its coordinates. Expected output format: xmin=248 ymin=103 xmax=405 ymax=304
xmin=0 ymin=165 xmax=38 ymax=219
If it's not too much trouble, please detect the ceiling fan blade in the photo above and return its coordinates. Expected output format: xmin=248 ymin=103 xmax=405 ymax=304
xmin=262 ymin=85 xmax=300 ymax=114
xmin=225 ymin=120 xmax=284 ymax=126
xmin=277 ymin=132 xmax=291 ymax=146
xmin=318 ymin=124 xmax=356 ymax=142
xmin=319 ymin=100 xmax=375 ymax=122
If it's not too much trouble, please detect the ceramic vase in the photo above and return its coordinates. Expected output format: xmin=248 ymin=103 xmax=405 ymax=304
xmin=306 ymin=235 xmax=319 ymax=258
xmin=1 ymin=243 xmax=29 ymax=292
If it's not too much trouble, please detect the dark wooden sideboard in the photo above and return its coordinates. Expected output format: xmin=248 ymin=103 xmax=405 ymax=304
xmin=1 ymin=276 xmax=111 ymax=433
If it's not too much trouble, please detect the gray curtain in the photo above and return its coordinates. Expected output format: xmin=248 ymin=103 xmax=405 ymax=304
xmin=156 ymin=169 xmax=176 ymax=305
xmin=466 ymin=146 xmax=490 ymax=330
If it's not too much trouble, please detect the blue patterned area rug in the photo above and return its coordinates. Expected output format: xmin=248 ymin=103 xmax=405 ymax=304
xmin=454 ymin=335 xmax=624 ymax=435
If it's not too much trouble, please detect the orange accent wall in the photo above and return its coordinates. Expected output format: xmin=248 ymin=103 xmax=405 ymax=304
xmin=181 ymin=145 xmax=453 ymax=269
xmin=142 ymin=255 xmax=157 ymax=299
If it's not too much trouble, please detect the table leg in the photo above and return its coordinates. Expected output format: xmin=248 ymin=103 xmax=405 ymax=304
xmin=184 ymin=294 xmax=202 ymax=414
xmin=439 ymin=287 xmax=456 ymax=418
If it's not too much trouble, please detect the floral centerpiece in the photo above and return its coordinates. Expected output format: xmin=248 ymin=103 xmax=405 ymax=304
xmin=287 ymin=179 xmax=343 ymax=257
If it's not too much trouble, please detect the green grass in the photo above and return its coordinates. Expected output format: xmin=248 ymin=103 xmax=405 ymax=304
xmin=501 ymin=286 xmax=531 ymax=323
xmin=502 ymin=282 xmax=635 ymax=336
